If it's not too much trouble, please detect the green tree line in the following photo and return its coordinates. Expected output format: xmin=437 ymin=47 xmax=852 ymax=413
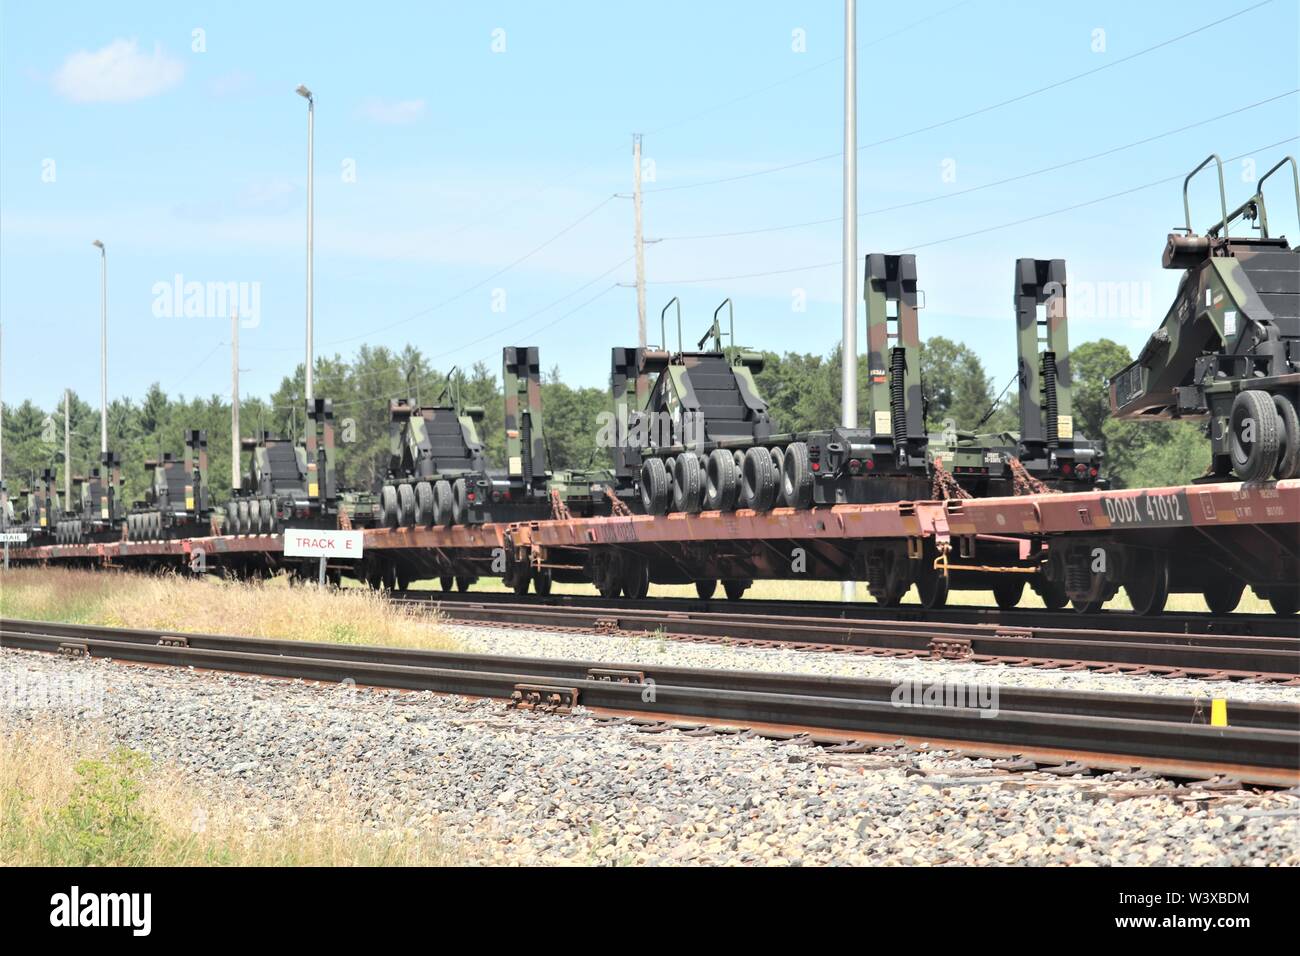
xmin=0 ymin=337 xmax=1203 ymax=506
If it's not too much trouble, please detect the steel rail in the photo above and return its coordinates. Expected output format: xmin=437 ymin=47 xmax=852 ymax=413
xmin=390 ymin=596 xmax=1300 ymax=681
xmin=3 ymin=618 xmax=1298 ymax=786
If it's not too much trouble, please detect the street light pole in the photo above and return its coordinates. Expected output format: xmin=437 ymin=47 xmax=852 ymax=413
xmin=840 ymin=0 xmax=858 ymax=603
xmin=92 ymin=240 xmax=107 ymax=455
xmin=296 ymin=85 xmax=315 ymax=404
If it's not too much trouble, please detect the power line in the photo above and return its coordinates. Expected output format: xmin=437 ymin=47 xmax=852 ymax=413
xmin=647 ymin=135 xmax=1298 ymax=284
xmin=655 ymin=90 xmax=1298 ymax=241
xmin=645 ymin=0 xmax=1278 ymax=195
xmin=321 ymin=193 xmax=619 ymax=346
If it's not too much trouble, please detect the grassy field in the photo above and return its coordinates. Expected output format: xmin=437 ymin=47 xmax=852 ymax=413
xmin=409 ymin=573 xmax=1274 ymax=615
xmin=0 ymin=727 xmax=452 ymax=866
xmin=0 ymin=567 xmax=457 ymax=650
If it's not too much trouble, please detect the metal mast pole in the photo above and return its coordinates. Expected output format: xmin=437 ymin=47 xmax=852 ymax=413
xmin=633 ymin=133 xmax=647 ymax=350
xmin=231 ymin=310 xmax=241 ymax=491
xmin=297 ymin=86 xmax=315 ymax=403
xmin=840 ymin=0 xmax=858 ymax=603
xmin=64 ymin=389 xmax=71 ymax=504
xmin=93 ymin=241 xmax=107 ymax=454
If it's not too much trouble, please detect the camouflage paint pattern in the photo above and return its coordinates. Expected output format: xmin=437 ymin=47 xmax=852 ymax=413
xmin=503 ymin=346 xmax=548 ymax=487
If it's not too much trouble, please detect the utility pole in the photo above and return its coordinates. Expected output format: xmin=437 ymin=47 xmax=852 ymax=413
xmin=64 ymin=389 xmax=71 ymax=505
xmin=296 ymin=85 xmax=315 ymax=403
xmin=93 ymin=240 xmax=107 ymax=455
xmin=840 ymin=0 xmax=858 ymax=603
xmin=633 ymin=133 xmax=647 ymax=350
xmin=231 ymin=310 xmax=241 ymax=491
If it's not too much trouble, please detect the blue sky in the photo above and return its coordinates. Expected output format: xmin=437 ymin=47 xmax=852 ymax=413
xmin=1 ymin=0 xmax=1297 ymax=412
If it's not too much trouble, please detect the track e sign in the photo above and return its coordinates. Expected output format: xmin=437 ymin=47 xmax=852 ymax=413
xmin=283 ymin=529 xmax=365 ymax=559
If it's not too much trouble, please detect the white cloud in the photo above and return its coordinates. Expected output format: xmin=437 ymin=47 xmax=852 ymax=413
xmin=357 ymin=97 xmax=426 ymax=125
xmin=52 ymin=39 xmax=184 ymax=103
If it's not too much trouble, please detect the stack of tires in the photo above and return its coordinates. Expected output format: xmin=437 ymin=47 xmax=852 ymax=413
xmin=55 ymin=518 xmax=83 ymax=545
xmin=381 ymin=477 xmax=469 ymax=529
xmin=639 ymin=442 xmax=814 ymax=517
xmin=126 ymin=511 xmax=167 ymax=542
xmin=225 ymin=496 xmax=280 ymax=536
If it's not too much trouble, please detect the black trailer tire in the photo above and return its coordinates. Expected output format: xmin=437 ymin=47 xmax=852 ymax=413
xmin=397 ymin=482 xmax=417 ymax=527
xmin=640 ymin=458 xmax=670 ymax=515
xmin=695 ymin=579 xmax=717 ymax=600
xmin=1230 ymin=390 xmax=1281 ymax=481
xmin=705 ymin=449 xmax=738 ymax=511
xmin=451 ymin=478 xmax=468 ymax=525
xmin=249 ymin=498 xmax=262 ymax=535
xmin=415 ymin=481 xmax=435 ymax=526
xmin=992 ymin=578 xmax=1025 ymax=610
xmin=380 ymin=485 xmax=399 ymax=529
xmin=1273 ymin=394 xmax=1300 ymax=480
xmin=1203 ymin=576 xmax=1245 ymax=615
xmin=238 ymin=500 xmax=251 ymax=536
xmin=433 ymin=480 xmax=454 ymax=528
xmin=781 ymin=441 xmax=814 ymax=509
xmin=740 ymin=446 xmax=777 ymax=511
xmin=673 ymin=454 xmax=704 ymax=513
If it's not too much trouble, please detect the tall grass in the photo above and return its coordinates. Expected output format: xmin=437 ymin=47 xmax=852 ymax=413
xmin=0 ymin=727 xmax=454 ymax=866
xmin=0 ymin=567 xmax=456 ymax=650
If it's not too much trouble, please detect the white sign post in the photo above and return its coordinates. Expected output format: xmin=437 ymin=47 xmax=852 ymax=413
xmin=1 ymin=531 xmax=27 ymax=570
xmin=282 ymin=529 xmax=364 ymax=586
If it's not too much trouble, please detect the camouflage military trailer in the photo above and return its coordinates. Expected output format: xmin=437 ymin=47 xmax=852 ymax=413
xmin=380 ymin=373 xmax=489 ymax=529
xmin=24 ymin=469 xmax=59 ymax=542
xmin=224 ymin=399 xmax=341 ymax=535
xmin=1110 ymin=153 xmax=1300 ymax=482
xmin=126 ymin=430 xmax=211 ymax=541
xmin=930 ymin=258 xmax=1103 ymax=495
xmin=54 ymin=452 xmax=124 ymax=545
xmin=613 ymin=263 xmax=931 ymax=522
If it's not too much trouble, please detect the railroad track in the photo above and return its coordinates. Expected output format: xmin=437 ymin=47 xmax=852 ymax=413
xmin=3 ymin=617 xmax=1298 ymax=787
xmin=392 ymin=593 xmax=1300 ymax=685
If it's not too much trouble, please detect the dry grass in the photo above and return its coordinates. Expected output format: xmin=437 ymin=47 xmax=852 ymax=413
xmin=0 ymin=725 xmax=454 ymax=866
xmin=419 ymin=572 xmax=1274 ymax=614
xmin=0 ymin=567 xmax=457 ymax=650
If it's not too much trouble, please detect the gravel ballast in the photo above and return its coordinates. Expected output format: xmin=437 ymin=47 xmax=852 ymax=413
xmin=3 ymin=646 xmax=1296 ymax=866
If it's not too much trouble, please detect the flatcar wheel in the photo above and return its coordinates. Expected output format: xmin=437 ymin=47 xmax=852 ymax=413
xmin=695 ymin=579 xmax=717 ymax=600
xmin=1229 ymin=390 xmax=1280 ymax=481
xmin=1202 ymin=576 xmax=1245 ymax=615
xmin=1124 ymin=553 xmax=1169 ymax=616
xmin=1036 ymin=578 xmax=1069 ymax=610
xmin=722 ymin=580 xmax=749 ymax=601
xmin=915 ymin=566 xmax=949 ymax=610
xmin=455 ymin=575 xmax=472 ymax=592
xmin=781 ymin=442 xmax=814 ymax=509
xmin=622 ymin=559 xmax=650 ymax=599
xmin=705 ymin=449 xmax=738 ymax=511
xmin=1273 ymin=394 xmax=1300 ymax=480
xmin=672 ymin=454 xmax=704 ymax=514
xmin=381 ymin=561 xmax=398 ymax=591
xmin=1265 ymin=586 xmax=1299 ymax=616
xmin=640 ymin=458 xmax=670 ymax=515
xmin=512 ymin=567 xmax=532 ymax=595
xmin=415 ymin=481 xmax=435 ymax=526
xmin=533 ymin=571 xmax=552 ymax=596
xmin=396 ymin=566 xmax=412 ymax=591
xmin=1071 ymin=598 xmax=1104 ymax=614
xmin=439 ymin=575 xmax=454 ymax=592
xmin=992 ymin=578 xmax=1025 ymax=610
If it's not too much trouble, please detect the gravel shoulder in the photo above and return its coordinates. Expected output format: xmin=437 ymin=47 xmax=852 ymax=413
xmin=3 ymin=646 xmax=1297 ymax=866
